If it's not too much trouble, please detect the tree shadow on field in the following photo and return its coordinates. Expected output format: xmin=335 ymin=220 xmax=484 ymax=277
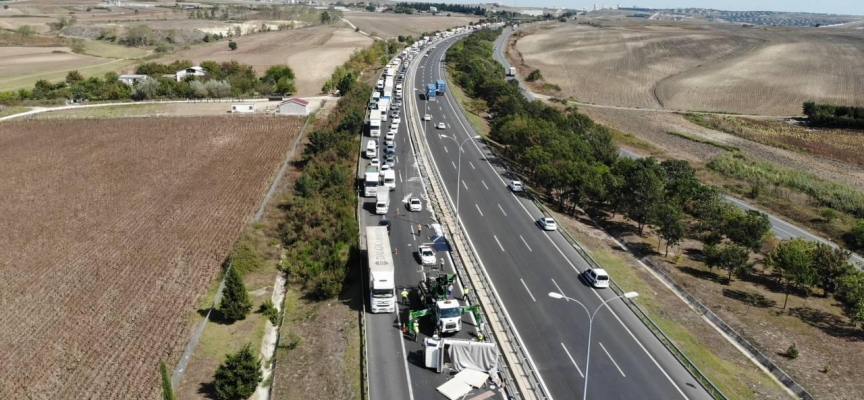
xmin=679 ymin=266 xmax=723 ymax=284
xmin=197 ymin=380 xmax=218 ymax=399
xmin=684 ymin=248 xmax=705 ymax=262
xmin=722 ymin=289 xmax=776 ymax=308
xmin=197 ymin=308 xmax=235 ymax=325
xmin=790 ymin=307 xmax=864 ymax=342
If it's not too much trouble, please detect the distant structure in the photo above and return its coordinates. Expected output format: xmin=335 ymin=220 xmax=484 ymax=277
xmin=277 ymin=98 xmax=309 ymax=116
xmin=231 ymin=103 xmax=255 ymax=114
xmin=118 ymin=74 xmax=147 ymax=86
xmin=175 ymin=66 xmax=205 ymax=82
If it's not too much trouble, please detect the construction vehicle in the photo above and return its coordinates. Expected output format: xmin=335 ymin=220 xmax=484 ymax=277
xmin=407 ymin=272 xmax=483 ymax=336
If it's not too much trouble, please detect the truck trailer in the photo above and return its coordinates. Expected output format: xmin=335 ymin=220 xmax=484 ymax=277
xmin=364 ymin=165 xmax=379 ymax=197
xmin=426 ymin=83 xmax=437 ymax=101
xmin=369 ymin=112 xmax=381 ymax=137
xmin=436 ymin=79 xmax=446 ymax=95
xmin=507 ymin=66 xmax=516 ymax=76
xmin=366 ymin=226 xmax=396 ymax=313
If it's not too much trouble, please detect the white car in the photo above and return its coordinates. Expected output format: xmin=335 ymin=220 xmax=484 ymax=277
xmin=380 ymin=164 xmax=392 ymax=173
xmin=436 ymin=122 xmax=446 ymax=129
xmin=508 ymin=180 xmax=524 ymax=192
xmin=423 ymin=114 xmax=432 ymax=121
xmin=385 ymin=139 xmax=395 ymax=148
xmin=369 ymin=159 xmax=380 ymax=168
xmin=392 ymin=116 xmax=401 ymax=125
xmin=408 ymin=198 xmax=422 ymax=212
xmin=537 ymin=217 xmax=557 ymax=231
xmin=583 ymin=268 xmax=610 ymax=289
xmin=418 ymin=245 xmax=435 ymax=265
xmin=385 ymin=131 xmax=396 ymax=141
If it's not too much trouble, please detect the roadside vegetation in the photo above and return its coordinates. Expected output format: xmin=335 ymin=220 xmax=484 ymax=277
xmin=449 ymin=28 xmax=864 ymax=398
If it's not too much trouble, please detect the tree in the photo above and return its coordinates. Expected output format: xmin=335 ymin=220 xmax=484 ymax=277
xmin=766 ymin=238 xmax=816 ymax=310
xmin=320 ymin=11 xmax=332 ymax=24
xmin=619 ymin=157 xmax=665 ymax=234
xmin=526 ymin=69 xmax=542 ymax=82
xmin=705 ymin=244 xmax=752 ymax=282
xmin=844 ymin=220 xmax=864 ymax=251
xmin=228 ymin=40 xmax=237 ymax=51
xmin=17 ymin=25 xmax=36 ymax=37
xmin=724 ymin=210 xmax=772 ymax=252
xmin=66 ymin=70 xmax=84 ymax=85
xmin=811 ymin=243 xmax=853 ymax=296
xmin=655 ymin=202 xmax=686 ymax=257
xmin=839 ymin=271 xmax=864 ymax=327
xmin=213 ymin=344 xmax=261 ymax=400
xmin=365 ymin=5 xmax=376 ymax=11
xmin=336 ymin=71 xmax=356 ymax=95
xmin=160 ymin=360 xmax=177 ymax=400
xmin=220 ymin=266 xmax=252 ymax=321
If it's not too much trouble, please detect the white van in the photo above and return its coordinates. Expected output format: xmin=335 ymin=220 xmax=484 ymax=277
xmin=365 ymin=140 xmax=377 ymax=159
xmin=381 ymin=169 xmax=396 ymax=191
xmin=375 ymin=190 xmax=390 ymax=215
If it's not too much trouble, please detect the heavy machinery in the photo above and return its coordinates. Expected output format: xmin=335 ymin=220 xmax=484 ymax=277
xmin=408 ymin=272 xmax=483 ymax=337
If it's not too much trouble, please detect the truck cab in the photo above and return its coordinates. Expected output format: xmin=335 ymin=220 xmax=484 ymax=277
xmin=434 ymin=299 xmax=462 ymax=334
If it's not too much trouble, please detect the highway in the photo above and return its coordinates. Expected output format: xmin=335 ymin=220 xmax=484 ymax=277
xmin=411 ymin=34 xmax=714 ymax=399
xmin=360 ymin=47 xmax=503 ymax=400
xmin=493 ymin=27 xmax=864 ymax=267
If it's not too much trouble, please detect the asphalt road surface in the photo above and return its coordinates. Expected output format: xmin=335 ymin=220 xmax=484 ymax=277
xmin=494 ymin=27 xmax=863 ymax=268
xmin=411 ymin=35 xmax=714 ymax=400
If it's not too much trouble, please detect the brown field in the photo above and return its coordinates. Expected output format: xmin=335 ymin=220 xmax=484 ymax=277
xmin=0 ymin=46 xmax=128 ymax=91
xmin=344 ymin=13 xmax=479 ymax=38
xmin=0 ymin=116 xmax=301 ymax=398
xmin=153 ymin=26 xmax=372 ymax=96
xmin=514 ymin=22 xmax=864 ymax=115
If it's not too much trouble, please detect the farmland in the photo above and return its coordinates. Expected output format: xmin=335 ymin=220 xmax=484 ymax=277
xmin=344 ymin=13 xmax=479 ymax=39
xmin=0 ymin=46 xmax=134 ymax=92
xmin=153 ymin=26 xmax=371 ymax=96
xmin=513 ymin=22 xmax=864 ymax=115
xmin=0 ymin=116 xmax=301 ymax=398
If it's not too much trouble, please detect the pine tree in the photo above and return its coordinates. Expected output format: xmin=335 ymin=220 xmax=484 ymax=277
xmin=220 ymin=267 xmax=251 ymax=321
xmin=214 ymin=344 xmax=261 ymax=400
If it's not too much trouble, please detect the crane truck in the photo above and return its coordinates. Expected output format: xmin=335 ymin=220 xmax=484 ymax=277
xmin=408 ymin=272 xmax=482 ymax=336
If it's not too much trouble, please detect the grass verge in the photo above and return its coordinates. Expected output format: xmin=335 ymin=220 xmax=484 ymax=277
xmin=667 ymin=130 xmax=739 ymax=152
xmin=445 ymin=69 xmax=491 ymax=138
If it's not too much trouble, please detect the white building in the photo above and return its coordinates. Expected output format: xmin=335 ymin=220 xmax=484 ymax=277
xmin=231 ymin=103 xmax=255 ymax=113
xmin=277 ymin=98 xmax=309 ymax=116
xmin=118 ymin=74 xmax=147 ymax=86
xmin=175 ymin=66 xmax=205 ymax=82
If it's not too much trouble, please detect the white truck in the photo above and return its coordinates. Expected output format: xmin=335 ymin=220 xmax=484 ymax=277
xmin=364 ymin=165 xmax=379 ymax=197
xmin=379 ymin=97 xmax=390 ymax=122
xmin=381 ymin=169 xmax=396 ymax=191
xmin=507 ymin=66 xmax=516 ymax=76
xmin=366 ymin=226 xmax=396 ymax=313
xmin=369 ymin=112 xmax=381 ymax=137
xmin=375 ymin=190 xmax=390 ymax=215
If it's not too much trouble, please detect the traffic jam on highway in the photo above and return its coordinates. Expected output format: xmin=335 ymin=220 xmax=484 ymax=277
xmin=358 ymin=24 xmax=712 ymax=400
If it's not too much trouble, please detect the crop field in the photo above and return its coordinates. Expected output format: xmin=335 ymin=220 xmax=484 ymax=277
xmin=514 ymin=22 xmax=864 ymax=115
xmin=0 ymin=116 xmax=301 ymax=399
xmin=0 ymin=46 xmax=132 ymax=91
xmin=155 ymin=26 xmax=371 ymax=96
xmin=344 ymin=13 xmax=479 ymax=39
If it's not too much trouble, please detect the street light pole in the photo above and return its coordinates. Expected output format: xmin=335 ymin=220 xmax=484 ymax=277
xmin=548 ymin=291 xmax=638 ymax=400
xmin=440 ymin=134 xmax=480 ymax=229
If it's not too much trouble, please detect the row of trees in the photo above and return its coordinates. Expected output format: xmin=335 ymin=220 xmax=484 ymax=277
xmin=321 ymin=39 xmax=399 ymax=95
xmin=449 ymin=29 xmax=864 ymax=329
xmin=0 ymin=60 xmax=297 ymax=105
xmin=803 ymin=101 xmax=864 ymax=129
xmin=394 ymin=2 xmax=487 ymax=15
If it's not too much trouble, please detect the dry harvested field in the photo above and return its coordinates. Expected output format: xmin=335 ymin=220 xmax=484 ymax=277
xmin=514 ymin=22 xmax=864 ymax=115
xmin=344 ymin=13 xmax=479 ymax=38
xmin=154 ymin=26 xmax=371 ymax=96
xmin=0 ymin=46 xmax=127 ymax=91
xmin=0 ymin=116 xmax=301 ymax=398
xmin=0 ymin=0 xmax=179 ymax=31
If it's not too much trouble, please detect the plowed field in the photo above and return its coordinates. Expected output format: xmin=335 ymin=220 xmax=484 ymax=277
xmin=0 ymin=116 xmax=301 ymax=398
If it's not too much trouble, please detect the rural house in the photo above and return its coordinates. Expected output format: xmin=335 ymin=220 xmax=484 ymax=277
xmin=175 ymin=66 xmax=205 ymax=82
xmin=277 ymin=98 xmax=309 ymax=116
xmin=118 ymin=74 xmax=147 ymax=86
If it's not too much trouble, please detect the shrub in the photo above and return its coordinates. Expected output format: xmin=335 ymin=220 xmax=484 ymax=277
xmin=228 ymin=40 xmax=237 ymax=50
xmin=785 ymin=343 xmax=799 ymax=359
xmin=259 ymin=300 xmax=279 ymax=325
xmin=160 ymin=360 xmax=177 ymax=400
xmin=526 ymin=69 xmax=543 ymax=82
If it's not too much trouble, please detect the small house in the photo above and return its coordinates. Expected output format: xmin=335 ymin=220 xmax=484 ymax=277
xmin=175 ymin=66 xmax=205 ymax=82
xmin=231 ymin=103 xmax=255 ymax=113
xmin=277 ymin=98 xmax=309 ymax=116
xmin=118 ymin=74 xmax=147 ymax=86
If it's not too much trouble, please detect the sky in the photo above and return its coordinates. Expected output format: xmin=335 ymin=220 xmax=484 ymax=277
xmin=500 ymin=0 xmax=863 ymax=16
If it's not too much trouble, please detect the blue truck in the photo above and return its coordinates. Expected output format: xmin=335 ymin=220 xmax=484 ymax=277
xmin=426 ymin=83 xmax=437 ymax=100
xmin=436 ymin=79 xmax=446 ymax=95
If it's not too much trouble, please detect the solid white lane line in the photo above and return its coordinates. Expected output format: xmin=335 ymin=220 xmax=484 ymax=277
xmin=520 ymin=279 xmax=536 ymax=302
xmin=493 ymin=235 xmax=505 ymax=252
xmin=560 ymin=343 xmax=584 ymax=378
xmin=520 ymin=235 xmax=533 ymax=252
xmin=399 ymin=171 xmax=403 ymax=183
xmin=551 ymin=279 xmax=567 ymax=301
xmin=469 ymin=161 xmax=475 ymax=170
xmin=599 ymin=342 xmax=626 ymax=377
xmin=475 ymin=203 xmax=484 ymax=216
xmin=482 ymin=180 xmax=489 ymax=190
xmin=451 ymin=161 xmax=457 ymax=170
xmin=497 ymin=204 xmax=507 ymax=216
xmin=462 ymin=180 xmax=468 ymax=190
xmin=444 ymin=146 xmax=449 ymax=153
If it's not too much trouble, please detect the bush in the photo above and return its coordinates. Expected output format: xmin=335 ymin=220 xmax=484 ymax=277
xmin=845 ymin=221 xmax=864 ymax=251
xmin=259 ymin=300 xmax=279 ymax=325
xmin=785 ymin=343 xmax=799 ymax=359
xmin=526 ymin=69 xmax=543 ymax=82
xmin=160 ymin=360 xmax=177 ymax=400
xmin=213 ymin=344 xmax=261 ymax=400
xmin=228 ymin=40 xmax=237 ymax=50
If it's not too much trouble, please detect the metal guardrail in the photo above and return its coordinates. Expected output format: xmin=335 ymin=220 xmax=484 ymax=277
xmin=405 ymin=36 xmax=548 ymax=400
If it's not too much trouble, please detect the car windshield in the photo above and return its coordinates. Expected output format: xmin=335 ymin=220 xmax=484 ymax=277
xmin=439 ymin=307 xmax=461 ymax=318
xmin=422 ymin=250 xmax=433 ymax=257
